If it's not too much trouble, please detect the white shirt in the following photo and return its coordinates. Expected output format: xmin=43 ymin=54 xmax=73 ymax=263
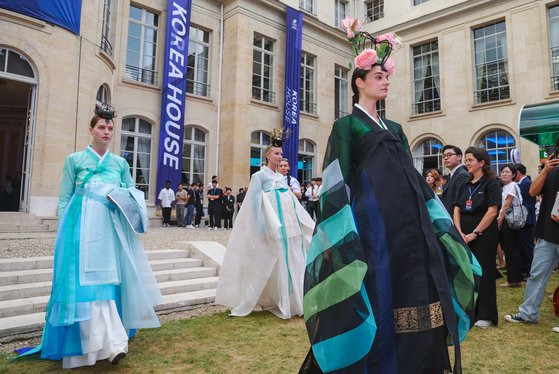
xmin=449 ymin=164 xmax=462 ymax=178
xmin=305 ymin=184 xmax=320 ymax=201
xmin=158 ymin=187 xmax=175 ymax=208
xmin=501 ymin=182 xmax=522 ymax=212
xmin=285 ymin=175 xmax=301 ymax=193
xmin=87 ymin=145 xmax=108 ymax=162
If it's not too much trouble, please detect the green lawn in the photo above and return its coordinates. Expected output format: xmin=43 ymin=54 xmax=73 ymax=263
xmin=2 ymin=273 xmax=558 ymax=373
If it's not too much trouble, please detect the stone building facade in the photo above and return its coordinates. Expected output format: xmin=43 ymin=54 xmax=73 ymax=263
xmin=0 ymin=0 xmax=555 ymax=217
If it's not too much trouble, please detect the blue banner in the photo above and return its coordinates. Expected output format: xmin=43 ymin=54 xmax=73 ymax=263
xmin=282 ymin=7 xmax=303 ymax=178
xmin=0 ymin=0 xmax=82 ymax=35
xmin=155 ymin=0 xmax=192 ymax=199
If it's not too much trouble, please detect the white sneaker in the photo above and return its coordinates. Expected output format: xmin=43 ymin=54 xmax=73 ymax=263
xmin=208 ymin=227 xmax=213 ymax=231
xmin=553 ymin=326 xmax=559 ymax=333
xmin=195 ymin=225 xmax=200 ymax=228
xmin=213 ymin=227 xmax=219 ymax=231
xmin=474 ymin=320 xmax=493 ymax=328
xmin=186 ymin=225 xmax=195 ymax=229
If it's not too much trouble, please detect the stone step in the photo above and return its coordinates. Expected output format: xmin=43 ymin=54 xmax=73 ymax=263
xmin=0 ymin=268 xmax=53 ymax=286
xmin=0 ymin=289 xmax=217 ymax=339
xmin=149 ymin=258 xmax=203 ymax=272
xmin=0 ymin=224 xmax=50 ymax=233
xmin=0 ymin=281 xmax=52 ymax=301
xmin=154 ymin=267 xmax=217 ymax=283
xmin=0 ymin=250 xmax=189 ymax=272
xmin=0 ymin=218 xmax=44 ymax=225
xmin=154 ymin=288 xmax=216 ymax=311
xmin=0 ymin=277 xmax=219 ymax=318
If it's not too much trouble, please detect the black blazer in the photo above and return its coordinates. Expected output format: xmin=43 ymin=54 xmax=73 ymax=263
xmin=441 ymin=165 xmax=470 ymax=215
xmin=518 ymin=176 xmax=537 ymax=226
xmin=207 ymin=188 xmax=223 ymax=207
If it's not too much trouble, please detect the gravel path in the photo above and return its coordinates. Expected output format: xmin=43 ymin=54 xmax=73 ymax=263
xmin=0 ymin=226 xmax=231 ymax=258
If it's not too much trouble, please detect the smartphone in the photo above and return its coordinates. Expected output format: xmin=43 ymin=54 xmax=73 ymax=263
xmin=545 ymin=145 xmax=558 ymax=160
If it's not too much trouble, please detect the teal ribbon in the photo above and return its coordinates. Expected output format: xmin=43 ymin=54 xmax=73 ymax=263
xmin=275 ymin=189 xmax=293 ymax=293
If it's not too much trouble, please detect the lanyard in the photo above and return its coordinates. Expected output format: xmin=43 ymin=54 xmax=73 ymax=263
xmin=467 ymin=182 xmax=483 ymax=200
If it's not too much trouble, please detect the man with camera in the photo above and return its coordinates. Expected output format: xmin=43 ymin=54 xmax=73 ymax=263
xmin=505 ymin=151 xmax=559 ymax=333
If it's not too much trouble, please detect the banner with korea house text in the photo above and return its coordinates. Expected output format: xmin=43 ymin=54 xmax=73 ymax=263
xmin=155 ymin=0 xmax=192 ymax=199
xmin=282 ymin=7 xmax=303 ymax=178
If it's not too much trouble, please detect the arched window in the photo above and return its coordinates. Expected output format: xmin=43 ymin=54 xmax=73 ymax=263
xmin=298 ymin=139 xmax=315 ymax=184
xmin=413 ymin=138 xmax=443 ymax=174
xmin=120 ymin=117 xmax=153 ymax=198
xmin=182 ymin=125 xmax=207 ymax=185
xmin=477 ymin=129 xmax=516 ymax=173
xmin=0 ymin=48 xmax=35 ymax=80
xmin=95 ymin=84 xmax=110 ymax=107
xmin=250 ymin=130 xmax=270 ymax=176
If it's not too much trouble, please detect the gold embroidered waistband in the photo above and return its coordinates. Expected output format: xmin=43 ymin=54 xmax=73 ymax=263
xmin=394 ymin=301 xmax=444 ymax=334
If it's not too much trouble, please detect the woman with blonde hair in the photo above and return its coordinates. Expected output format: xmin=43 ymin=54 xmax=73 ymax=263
xmin=215 ymin=129 xmax=314 ymax=319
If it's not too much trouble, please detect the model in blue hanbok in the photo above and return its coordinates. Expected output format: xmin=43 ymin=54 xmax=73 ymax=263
xmin=22 ymin=105 xmax=161 ymax=368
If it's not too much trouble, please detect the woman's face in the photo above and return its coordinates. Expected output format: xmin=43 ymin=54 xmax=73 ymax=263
xmin=90 ymin=118 xmax=114 ymax=147
xmin=356 ymin=65 xmax=390 ymax=101
xmin=266 ymin=147 xmax=283 ymax=168
xmin=425 ymin=173 xmax=435 ymax=186
xmin=500 ymin=167 xmax=514 ymax=184
xmin=464 ymin=153 xmax=484 ymax=174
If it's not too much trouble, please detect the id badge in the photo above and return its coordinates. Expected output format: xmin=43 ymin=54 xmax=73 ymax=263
xmin=465 ymin=199 xmax=473 ymax=211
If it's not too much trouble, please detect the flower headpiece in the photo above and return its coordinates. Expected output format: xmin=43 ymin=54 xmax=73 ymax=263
xmin=270 ymin=127 xmax=290 ymax=147
xmin=95 ymin=103 xmax=117 ymax=123
xmin=341 ymin=17 xmax=402 ymax=75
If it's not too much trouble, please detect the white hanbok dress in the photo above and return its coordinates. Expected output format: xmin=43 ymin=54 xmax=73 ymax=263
xmin=215 ymin=166 xmax=315 ymax=319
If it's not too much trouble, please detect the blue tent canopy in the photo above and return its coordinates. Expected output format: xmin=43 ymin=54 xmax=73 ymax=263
xmin=0 ymin=0 xmax=82 ymax=35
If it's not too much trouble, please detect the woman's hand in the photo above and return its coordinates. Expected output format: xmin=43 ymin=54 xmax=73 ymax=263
xmin=459 ymin=231 xmax=467 ymax=242
xmin=464 ymin=233 xmax=477 ymax=243
xmin=497 ymin=215 xmax=504 ymax=230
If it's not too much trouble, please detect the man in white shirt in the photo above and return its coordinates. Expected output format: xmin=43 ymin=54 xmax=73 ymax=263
xmin=305 ymin=178 xmax=320 ymax=220
xmin=157 ymin=180 xmax=175 ymax=227
xmin=278 ymin=158 xmax=301 ymax=199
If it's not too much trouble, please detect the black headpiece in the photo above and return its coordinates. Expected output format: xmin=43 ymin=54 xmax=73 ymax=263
xmin=95 ymin=103 xmax=116 ymax=123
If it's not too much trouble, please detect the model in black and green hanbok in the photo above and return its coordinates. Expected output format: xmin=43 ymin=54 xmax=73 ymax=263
xmin=300 ymin=27 xmax=481 ymax=374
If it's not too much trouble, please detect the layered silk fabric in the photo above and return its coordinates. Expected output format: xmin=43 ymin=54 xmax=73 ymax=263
xmin=303 ymin=109 xmax=481 ymax=373
xmin=22 ymin=148 xmax=161 ymax=362
xmin=215 ymin=167 xmax=315 ymax=319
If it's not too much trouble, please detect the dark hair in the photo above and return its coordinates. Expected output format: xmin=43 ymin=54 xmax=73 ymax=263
xmin=226 ymin=187 xmax=232 ymax=192
xmin=442 ymin=145 xmax=463 ymax=157
xmin=515 ymin=163 xmax=526 ymax=175
xmin=165 ymin=180 xmax=171 ymax=184
xmin=351 ymin=66 xmax=386 ymax=105
xmin=500 ymin=163 xmax=518 ymax=180
xmin=239 ymin=188 xmax=244 ymax=193
xmin=90 ymin=115 xmax=112 ymax=128
xmin=178 ymin=183 xmax=183 ymax=187
xmin=316 ymin=177 xmax=322 ymax=182
xmin=191 ymin=182 xmax=198 ymax=187
xmin=212 ymin=180 xmax=218 ymax=184
xmin=212 ymin=175 xmax=217 ymax=179
xmin=464 ymin=146 xmax=495 ymax=179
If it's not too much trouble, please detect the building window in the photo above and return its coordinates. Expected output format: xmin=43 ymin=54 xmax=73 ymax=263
xmin=300 ymin=52 xmax=317 ymax=114
xmin=414 ymin=0 xmax=429 ymax=5
xmin=125 ymin=5 xmax=158 ymax=85
xmin=376 ymin=99 xmax=385 ymax=118
xmin=365 ymin=0 xmax=384 ymax=22
xmin=298 ymin=139 xmax=315 ymax=184
xmin=187 ymin=26 xmax=210 ymax=97
xmin=182 ymin=126 xmax=207 ymax=186
xmin=101 ymin=0 xmax=114 ymax=56
xmin=413 ymin=138 xmax=443 ymax=174
xmin=0 ymin=48 xmax=35 ymax=78
xmin=473 ymin=21 xmax=509 ymax=103
xmin=548 ymin=6 xmax=559 ymax=90
xmin=95 ymin=85 xmax=110 ymax=108
xmin=300 ymin=0 xmax=314 ymax=14
xmin=335 ymin=0 xmax=347 ymax=28
xmin=121 ymin=117 xmax=153 ymax=198
xmin=413 ymin=40 xmax=440 ymax=114
xmin=477 ymin=129 xmax=516 ymax=173
xmin=252 ymin=35 xmax=275 ymax=103
xmin=250 ymin=131 xmax=270 ymax=176
xmin=335 ymin=65 xmax=349 ymax=119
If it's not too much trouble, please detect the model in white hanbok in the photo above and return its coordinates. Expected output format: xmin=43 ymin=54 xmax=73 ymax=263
xmin=216 ymin=165 xmax=315 ymax=319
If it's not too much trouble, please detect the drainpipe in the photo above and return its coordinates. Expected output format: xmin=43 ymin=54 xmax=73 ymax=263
xmin=215 ymin=3 xmax=224 ymax=176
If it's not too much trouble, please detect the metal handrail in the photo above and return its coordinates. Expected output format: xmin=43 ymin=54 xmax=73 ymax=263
xmin=125 ymin=64 xmax=158 ymax=85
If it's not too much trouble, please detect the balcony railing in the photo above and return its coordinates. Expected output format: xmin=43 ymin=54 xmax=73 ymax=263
xmin=100 ymin=34 xmax=113 ymax=56
xmin=412 ymin=98 xmax=441 ymax=115
xmin=552 ymin=76 xmax=559 ymax=91
xmin=125 ymin=65 xmax=158 ymax=86
xmin=252 ymin=87 xmax=276 ymax=104
xmin=187 ymin=80 xmax=211 ymax=97
xmin=300 ymin=100 xmax=317 ymax=115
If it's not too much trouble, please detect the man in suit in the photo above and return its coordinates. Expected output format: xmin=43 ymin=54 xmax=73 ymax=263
xmin=222 ymin=187 xmax=235 ymax=230
xmin=207 ymin=180 xmax=223 ymax=230
xmin=192 ymin=183 xmax=204 ymax=228
xmin=440 ymin=145 xmax=470 ymax=215
xmin=514 ymin=164 xmax=537 ymax=278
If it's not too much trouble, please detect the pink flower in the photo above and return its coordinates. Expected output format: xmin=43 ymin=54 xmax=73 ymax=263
xmin=376 ymin=33 xmax=403 ymax=51
xmin=383 ymin=57 xmax=396 ymax=76
xmin=354 ymin=49 xmax=378 ymax=70
xmin=341 ymin=16 xmax=361 ymax=39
